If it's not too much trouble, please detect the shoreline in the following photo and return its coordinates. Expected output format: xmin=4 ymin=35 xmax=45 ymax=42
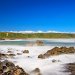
xmin=0 ymin=38 xmax=75 ymax=42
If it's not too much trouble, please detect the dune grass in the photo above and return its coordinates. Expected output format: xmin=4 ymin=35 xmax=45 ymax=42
xmin=0 ymin=32 xmax=75 ymax=39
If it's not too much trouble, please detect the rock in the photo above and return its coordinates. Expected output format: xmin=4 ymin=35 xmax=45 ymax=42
xmin=0 ymin=53 xmax=15 ymax=59
xmin=27 ymin=56 xmax=31 ymax=58
xmin=26 ymin=40 xmax=44 ymax=46
xmin=52 ymin=59 xmax=57 ymax=63
xmin=58 ymin=60 xmax=61 ymax=62
xmin=13 ymin=66 xmax=28 ymax=75
xmin=32 ymin=68 xmax=41 ymax=75
xmin=0 ymin=69 xmax=3 ymax=74
xmin=52 ymin=59 xmax=60 ymax=63
xmin=23 ymin=50 xmax=29 ymax=53
xmin=7 ymin=51 xmax=12 ymax=53
xmin=35 ymin=40 xmax=44 ymax=46
xmin=8 ymin=54 xmax=15 ymax=57
xmin=5 ymin=60 xmax=15 ymax=67
xmin=0 ymin=38 xmax=5 ymax=40
xmin=38 ymin=54 xmax=45 ymax=59
xmin=33 ymin=68 xmax=40 ymax=73
xmin=17 ymin=53 xmax=22 ymax=55
xmin=0 ymin=60 xmax=15 ymax=74
xmin=64 ymin=63 xmax=75 ymax=75
xmin=0 ymin=60 xmax=29 ymax=75
xmin=0 ymin=53 xmax=7 ymax=59
xmin=68 ymin=47 xmax=74 ymax=50
xmin=38 ymin=47 xmax=75 ymax=59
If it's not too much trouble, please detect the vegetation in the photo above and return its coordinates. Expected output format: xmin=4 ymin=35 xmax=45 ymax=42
xmin=0 ymin=32 xmax=75 ymax=39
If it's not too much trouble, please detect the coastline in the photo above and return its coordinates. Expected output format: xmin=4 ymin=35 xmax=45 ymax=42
xmin=0 ymin=38 xmax=75 ymax=42
xmin=0 ymin=39 xmax=75 ymax=75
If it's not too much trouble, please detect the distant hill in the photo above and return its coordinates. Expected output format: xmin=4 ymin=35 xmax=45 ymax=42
xmin=0 ymin=32 xmax=75 ymax=39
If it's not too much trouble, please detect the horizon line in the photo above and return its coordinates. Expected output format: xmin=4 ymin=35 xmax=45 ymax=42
xmin=0 ymin=30 xmax=75 ymax=34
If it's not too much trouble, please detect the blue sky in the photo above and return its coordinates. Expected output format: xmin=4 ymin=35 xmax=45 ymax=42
xmin=0 ymin=0 xmax=75 ymax=32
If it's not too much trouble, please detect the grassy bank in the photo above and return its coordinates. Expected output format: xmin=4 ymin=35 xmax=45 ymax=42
xmin=0 ymin=32 xmax=75 ymax=39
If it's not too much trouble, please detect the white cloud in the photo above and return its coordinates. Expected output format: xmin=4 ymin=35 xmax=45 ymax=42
xmin=1 ymin=30 xmax=75 ymax=34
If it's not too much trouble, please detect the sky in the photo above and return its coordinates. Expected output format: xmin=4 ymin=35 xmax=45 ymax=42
xmin=0 ymin=0 xmax=75 ymax=32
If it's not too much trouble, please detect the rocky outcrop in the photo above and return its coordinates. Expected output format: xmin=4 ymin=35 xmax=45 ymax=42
xmin=38 ymin=47 xmax=75 ymax=59
xmin=0 ymin=60 xmax=29 ymax=75
xmin=64 ymin=63 xmax=75 ymax=75
xmin=0 ymin=53 xmax=8 ymax=59
xmin=0 ymin=53 xmax=15 ymax=59
xmin=35 ymin=40 xmax=44 ymax=46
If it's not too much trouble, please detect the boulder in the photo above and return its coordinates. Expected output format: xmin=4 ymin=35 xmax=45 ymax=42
xmin=33 ymin=68 xmax=40 ymax=73
xmin=35 ymin=40 xmax=44 ymax=46
xmin=38 ymin=54 xmax=45 ymax=59
xmin=32 ymin=68 xmax=41 ymax=75
xmin=23 ymin=50 xmax=29 ymax=53
xmin=0 ymin=60 xmax=29 ymax=75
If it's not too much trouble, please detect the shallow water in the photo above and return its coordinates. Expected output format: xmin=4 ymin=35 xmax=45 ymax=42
xmin=0 ymin=39 xmax=75 ymax=46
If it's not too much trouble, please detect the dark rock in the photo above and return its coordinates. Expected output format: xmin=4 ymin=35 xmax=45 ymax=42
xmin=38 ymin=54 xmax=45 ymax=59
xmin=0 ymin=53 xmax=7 ymax=59
xmin=0 ymin=69 xmax=3 ymax=74
xmin=0 ymin=60 xmax=29 ymax=75
xmin=64 ymin=63 xmax=75 ymax=75
xmin=52 ymin=59 xmax=57 ymax=63
xmin=8 ymin=54 xmax=15 ymax=57
xmin=7 ymin=51 xmax=12 ymax=53
xmin=17 ymin=53 xmax=22 ymax=55
xmin=5 ymin=60 xmax=15 ymax=67
xmin=32 ymin=68 xmax=41 ymax=75
xmin=23 ymin=50 xmax=29 ymax=53
xmin=27 ymin=56 xmax=31 ymax=58
xmin=0 ymin=53 xmax=15 ymax=59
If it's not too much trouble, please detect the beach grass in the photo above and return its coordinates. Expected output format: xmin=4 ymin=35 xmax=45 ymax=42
xmin=0 ymin=32 xmax=75 ymax=39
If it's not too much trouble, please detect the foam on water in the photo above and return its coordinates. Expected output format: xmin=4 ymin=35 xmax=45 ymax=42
xmin=0 ymin=39 xmax=75 ymax=75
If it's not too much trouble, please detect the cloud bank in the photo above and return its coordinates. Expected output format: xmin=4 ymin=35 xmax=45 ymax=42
xmin=2 ymin=30 xmax=75 ymax=34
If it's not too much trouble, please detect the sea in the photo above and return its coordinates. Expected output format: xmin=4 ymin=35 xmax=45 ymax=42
xmin=0 ymin=39 xmax=75 ymax=46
